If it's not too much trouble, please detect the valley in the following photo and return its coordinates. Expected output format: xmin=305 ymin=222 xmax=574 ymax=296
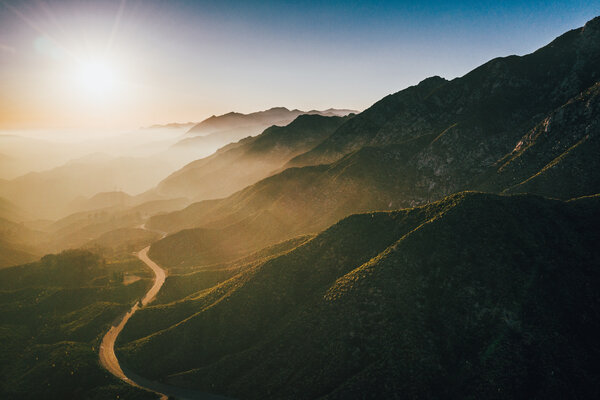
xmin=0 ymin=8 xmax=599 ymax=400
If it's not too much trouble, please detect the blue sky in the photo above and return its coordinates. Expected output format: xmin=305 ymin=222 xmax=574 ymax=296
xmin=0 ymin=0 xmax=598 ymax=129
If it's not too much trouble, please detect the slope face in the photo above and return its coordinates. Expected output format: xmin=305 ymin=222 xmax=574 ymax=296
xmin=0 ymin=217 xmax=47 ymax=268
xmin=289 ymin=17 xmax=600 ymax=179
xmin=0 ymin=196 xmax=29 ymax=222
xmin=157 ymin=114 xmax=349 ymax=200
xmin=0 ymin=154 xmax=179 ymax=220
xmin=148 ymin=18 xmax=600 ymax=267
xmin=0 ymin=251 xmax=156 ymax=399
xmin=485 ymin=82 xmax=600 ymax=198
xmin=118 ymin=192 xmax=600 ymax=399
xmin=147 ymin=139 xmax=435 ymax=267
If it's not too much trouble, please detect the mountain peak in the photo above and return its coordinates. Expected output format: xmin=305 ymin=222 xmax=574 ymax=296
xmin=418 ymin=75 xmax=447 ymax=85
xmin=583 ymin=15 xmax=600 ymax=31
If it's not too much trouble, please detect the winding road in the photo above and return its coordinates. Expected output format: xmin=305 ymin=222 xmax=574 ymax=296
xmin=99 ymin=233 xmax=229 ymax=400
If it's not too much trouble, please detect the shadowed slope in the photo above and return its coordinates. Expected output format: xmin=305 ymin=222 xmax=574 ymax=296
xmin=119 ymin=192 xmax=600 ymax=399
xmin=288 ymin=17 xmax=600 ymax=173
xmin=482 ymin=82 xmax=600 ymax=198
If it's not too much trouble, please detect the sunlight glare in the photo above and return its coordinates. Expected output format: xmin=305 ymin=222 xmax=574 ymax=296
xmin=75 ymin=60 xmax=118 ymax=99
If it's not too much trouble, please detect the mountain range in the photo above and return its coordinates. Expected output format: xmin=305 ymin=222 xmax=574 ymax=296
xmin=1 ymin=16 xmax=599 ymax=400
xmin=118 ymin=192 xmax=600 ymax=399
xmin=156 ymin=114 xmax=351 ymax=200
xmin=170 ymin=108 xmax=357 ymax=161
xmin=147 ymin=17 xmax=600 ymax=267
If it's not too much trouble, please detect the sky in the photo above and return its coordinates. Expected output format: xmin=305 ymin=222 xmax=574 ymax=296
xmin=0 ymin=0 xmax=598 ymax=132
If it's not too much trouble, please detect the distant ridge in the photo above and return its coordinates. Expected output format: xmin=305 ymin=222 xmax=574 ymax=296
xmin=157 ymin=113 xmax=351 ymax=200
xmin=148 ymin=16 xmax=600 ymax=268
xmin=145 ymin=122 xmax=196 ymax=130
xmin=185 ymin=106 xmax=357 ymax=137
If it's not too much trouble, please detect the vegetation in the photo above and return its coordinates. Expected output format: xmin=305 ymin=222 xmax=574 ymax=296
xmin=119 ymin=192 xmax=600 ymax=399
xmin=83 ymin=228 xmax=160 ymax=258
xmin=0 ymin=250 xmax=157 ymax=399
xmin=2 ymin=15 xmax=600 ymax=400
xmin=148 ymin=18 xmax=600 ymax=269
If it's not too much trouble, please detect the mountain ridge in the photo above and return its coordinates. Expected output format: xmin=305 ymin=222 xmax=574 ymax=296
xmin=119 ymin=192 xmax=600 ymax=399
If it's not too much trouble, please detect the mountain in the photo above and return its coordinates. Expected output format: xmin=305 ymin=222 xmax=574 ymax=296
xmin=186 ymin=107 xmax=355 ymax=137
xmin=117 ymin=192 xmax=600 ymax=399
xmin=0 ymin=216 xmax=48 ymax=268
xmin=483 ymin=82 xmax=600 ymax=198
xmin=0 ymin=196 xmax=29 ymax=222
xmin=82 ymin=228 xmax=161 ymax=257
xmin=168 ymin=108 xmax=357 ymax=163
xmin=0 ymin=238 xmax=39 ymax=269
xmin=147 ymin=17 xmax=600 ymax=267
xmin=156 ymin=114 xmax=351 ymax=200
xmin=0 ymin=250 xmax=158 ymax=399
xmin=0 ymin=135 xmax=82 ymax=180
xmin=287 ymin=18 xmax=600 ymax=190
xmin=151 ymin=234 xmax=312 ymax=305
xmin=69 ymin=191 xmax=135 ymax=213
xmin=43 ymin=197 xmax=189 ymax=253
xmin=0 ymin=153 xmax=181 ymax=220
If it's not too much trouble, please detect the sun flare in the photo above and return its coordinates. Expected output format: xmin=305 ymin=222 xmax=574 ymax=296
xmin=74 ymin=60 xmax=118 ymax=98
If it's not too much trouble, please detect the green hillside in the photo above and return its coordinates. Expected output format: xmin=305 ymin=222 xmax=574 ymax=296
xmin=118 ymin=192 xmax=600 ymax=399
xmin=0 ymin=250 xmax=157 ymax=399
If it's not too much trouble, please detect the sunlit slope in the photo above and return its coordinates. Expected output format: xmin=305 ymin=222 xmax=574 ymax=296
xmin=118 ymin=192 xmax=600 ymax=399
xmin=147 ymin=139 xmax=432 ymax=267
xmin=147 ymin=78 xmax=599 ymax=267
xmin=0 ymin=216 xmax=47 ymax=268
xmin=0 ymin=154 xmax=179 ymax=220
xmin=147 ymin=19 xmax=600 ymax=268
xmin=171 ymin=108 xmax=356 ymax=165
xmin=157 ymin=114 xmax=350 ymax=200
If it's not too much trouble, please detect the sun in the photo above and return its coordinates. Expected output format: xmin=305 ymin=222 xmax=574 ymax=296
xmin=74 ymin=59 xmax=118 ymax=98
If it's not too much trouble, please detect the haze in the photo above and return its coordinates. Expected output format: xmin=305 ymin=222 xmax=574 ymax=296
xmin=0 ymin=0 xmax=596 ymax=131
xmin=1 ymin=2 xmax=600 ymax=399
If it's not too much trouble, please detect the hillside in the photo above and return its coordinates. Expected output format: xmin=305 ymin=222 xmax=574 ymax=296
xmin=482 ymin=82 xmax=600 ymax=198
xmin=169 ymin=109 xmax=357 ymax=177
xmin=70 ymin=191 xmax=135 ymax=213
xmin=0 ymin=196 xmax=30 ymax=222
xmin=33 ymin=196 xmax=188 ymax=254
xmin=0 ymin=250 xmax=157 ymax=399
xmin=286 ymin=17 xmax=600 ymax=197
xmin=118 ymin=192 xmax=600 ymax=399
xmin=157 ymin=114 xmax=350 ymax=199
xmin=0 ymin=153 xmax=180 ymax=220
xmin=0 ymin=240 xmax=39 ymax=269
xmin=83 ymin=228 xmax=161 ymax=258
xmin=0 ymin=217 xmax=48 ymax=269
xmin=147 ymin=18 xmax=600 ymax=267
